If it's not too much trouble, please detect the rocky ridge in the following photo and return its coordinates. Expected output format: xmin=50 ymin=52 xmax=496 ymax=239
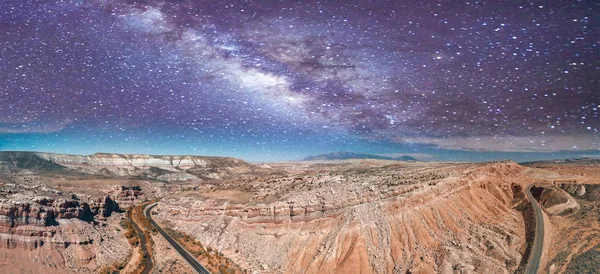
xmin=0 ymin=151 xmax=256 ymax=182
xmin=0 ymin=150 xmax=261 ymax=272
xmin=535 ymin=186 xmax=580 ymax=215
xmin=156 ymin=161 xmax=530 ymax=273
xmin=0 ymin=174 xmax=119 ymax=242
xmin=0 ymin=173 xmax=135 ymax=272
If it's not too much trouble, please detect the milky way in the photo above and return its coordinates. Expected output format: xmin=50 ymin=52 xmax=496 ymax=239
xmin=0 ymin=0 xmax=598 ymax=161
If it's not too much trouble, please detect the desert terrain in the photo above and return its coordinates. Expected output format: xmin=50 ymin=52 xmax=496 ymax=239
xmin=0 ymin=151 xmax=598 ymax=273
xmin=0 ymin=151 xmax=255 ymax=273
xmin=154 ymin=160 xmax=532 ymax=273
xmin=522 ymin=160 xmax=600 ymax=274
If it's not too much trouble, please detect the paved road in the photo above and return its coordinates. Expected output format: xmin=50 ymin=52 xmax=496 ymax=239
xmin=127 ymin=209 xmax=153 ymax=274
xmin=144 ymin=203 xmax=211 ymax=274
xmin=524 ymin=185 xmax=545 ymax=274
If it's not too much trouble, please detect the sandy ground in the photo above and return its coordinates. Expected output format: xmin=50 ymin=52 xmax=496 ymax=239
xmin=172 ymin=189 xmax=253 ymax=204
xmin=0 ymin=247 xmax=75 ymax=274
xmin=150 ymin=230 xmax=195 ymax=274
xmin=540 ymin=209 xmax=553 ymax=273
xmin=120 ymin=246 xmax=141 ymax=274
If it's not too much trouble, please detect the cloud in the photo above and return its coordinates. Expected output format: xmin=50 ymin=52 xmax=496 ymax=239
xmin=0 ymin=121 xmax=69 ymax=134
xmin=396 ymin=134 xmax=600 ymax=152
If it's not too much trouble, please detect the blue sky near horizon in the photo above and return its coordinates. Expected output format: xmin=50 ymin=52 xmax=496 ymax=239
xmin=1 ymin=130 xmax=597 ymax=163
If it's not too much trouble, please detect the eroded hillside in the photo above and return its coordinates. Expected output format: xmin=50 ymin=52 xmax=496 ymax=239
xmin=3 ymin=152 xmax=597 ymax=274
xmin=0 ymin=151 xmax=256 ymax=273
xmin=154 ymin=161 xmax=535 ymax=273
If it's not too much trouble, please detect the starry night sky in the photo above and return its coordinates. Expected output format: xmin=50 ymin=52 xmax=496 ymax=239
xmin=1 ymin=0 xmax=598 ymax=162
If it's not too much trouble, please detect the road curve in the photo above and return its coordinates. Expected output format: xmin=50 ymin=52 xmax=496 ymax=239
xmin=144 ymin=203 xmax=211 ymax=274
xmin=524 ymin=185 xmax=545 ymax=274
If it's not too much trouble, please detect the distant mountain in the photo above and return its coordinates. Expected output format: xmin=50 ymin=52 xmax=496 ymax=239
xmin=303 ymin=152 xmax=417 ymax=161
xmin=0 ymin=151 xmax=256 ymax=182
xmin=520 ymin=157 xmax=600 ymax=166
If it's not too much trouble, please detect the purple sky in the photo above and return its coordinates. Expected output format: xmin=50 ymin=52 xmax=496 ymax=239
xmin=0 ymin=0 xmax=598 ymax=161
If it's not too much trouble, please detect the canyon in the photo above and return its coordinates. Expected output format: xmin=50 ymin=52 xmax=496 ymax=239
xmin=0 ymin=151 xmax=598 ymax=273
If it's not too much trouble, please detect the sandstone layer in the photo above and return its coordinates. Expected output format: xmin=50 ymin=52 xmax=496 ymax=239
xmin=1 ymin=151 xmax=597 ymax=274
xmin=0 ymin=151 xmax=259 ymax=273
xmin=155 ymin=161 xmax=531 ymax=273
xmin=0 ymin=151 xmax=256 ymax=182
xmin=0 ymin=173 xmax=134 ymax=272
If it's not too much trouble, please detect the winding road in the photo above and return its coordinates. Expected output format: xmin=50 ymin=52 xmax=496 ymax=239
xmin=144 ymin=203 xmax=211 ymax=274
xmin=141 ymin=187 xmax=545 ymax=274
xmin=524 ymin=184 xmax=545 ymax=274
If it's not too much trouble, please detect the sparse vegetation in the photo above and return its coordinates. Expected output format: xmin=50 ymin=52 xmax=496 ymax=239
xmin=117 ymin=203 xmax=157 ymax=274
xmin=566 ymin=245 xmax=600 ymax=274
xmin=551 ymin=250 xmax=569 ymax=265
xmin=98 ymin=259 xmax=128 ymax=274
xmin=133 ymin=203 xmax=156 ymax=255
xmin=121 ymin=218 xmax=139 ymax=246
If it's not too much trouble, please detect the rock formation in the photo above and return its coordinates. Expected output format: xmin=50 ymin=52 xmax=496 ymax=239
xmin=0 ymin=151 xmax=256 ymax=182
xmin=535 ymin=186 xmax=580 ymax=216
xmin=155 ymin=161 xmax=530 ymax=273
xmin=0 ymin=172 xmax=133 ymax=271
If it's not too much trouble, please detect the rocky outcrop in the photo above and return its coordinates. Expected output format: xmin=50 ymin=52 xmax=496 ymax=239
xmin=0 ymin=196 xmax=118 ymax=228
xmin=0 ymin=174 xmax=122 ymax=228
xmin=37 ymin=152 xmax=250 ymax=170
xmin=111 ymin=185 xmax=142 ymax=206
xmin=0 ymin=215 xmax=131 ymax=272
xmin=559 ymin=184 xmax=600 ymax=201
xmin=0 ymin=173 xmax=133 ymax=272
xmin=537 ymin=186 xmax=580 ymax=215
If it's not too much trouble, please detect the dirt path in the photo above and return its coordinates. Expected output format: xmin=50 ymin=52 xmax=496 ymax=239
xmin=128 ymin=209 xmax=153 ymax=274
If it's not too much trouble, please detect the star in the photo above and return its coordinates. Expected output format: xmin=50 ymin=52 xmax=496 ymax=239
xmin=0 ymin=0 xmax=598 ymax=161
